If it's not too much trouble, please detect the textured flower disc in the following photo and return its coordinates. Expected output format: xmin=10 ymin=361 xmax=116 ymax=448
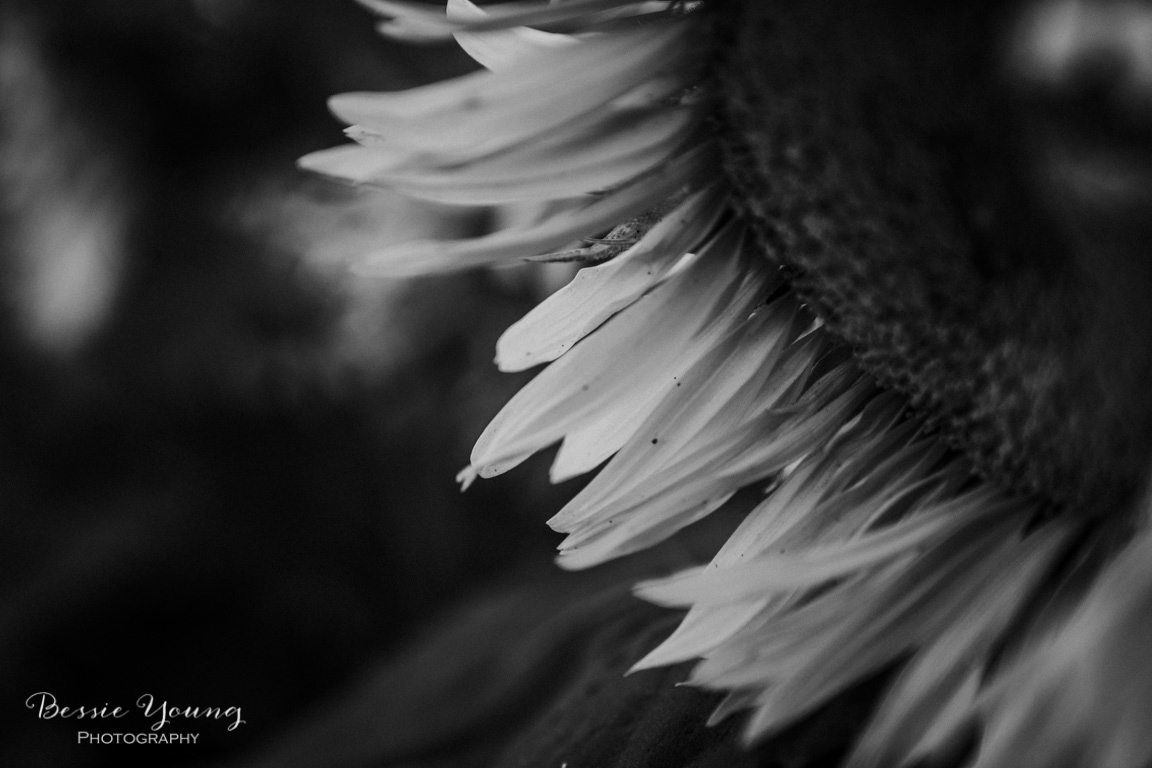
xmin=303 ymin=2 xmax=1152 ymax=767
xmin=718 ymin=0 xmax=1152 ymax=516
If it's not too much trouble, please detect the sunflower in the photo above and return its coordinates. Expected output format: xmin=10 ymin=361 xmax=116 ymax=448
xmin=302 ymin=2 xmax=1152 ymax=767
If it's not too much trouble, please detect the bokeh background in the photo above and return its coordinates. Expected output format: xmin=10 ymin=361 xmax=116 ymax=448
xmin=0 ymin=1 xmax=587 ymax=764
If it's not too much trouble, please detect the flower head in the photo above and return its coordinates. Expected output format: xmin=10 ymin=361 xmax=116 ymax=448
xmin=303 ymin=2 xmax=1152 ymax=767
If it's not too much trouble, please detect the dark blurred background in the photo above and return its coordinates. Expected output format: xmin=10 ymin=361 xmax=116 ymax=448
xmin=0 ymin=1 xmax=582 ymax=764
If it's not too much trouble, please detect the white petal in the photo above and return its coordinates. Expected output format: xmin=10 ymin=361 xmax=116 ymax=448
xmin=734 ymin=516 xmax=1030 ymax=737
xmin=496 ymin=185 xmax=727 ymax=372
xmin=630 ymin=600 xmax=770 ymax=670
xmin=362 ymin=0 xmax=667 ymax=41
xmin=708 ymin=397 xmax=909 ymax=563
xmin=546 ymin=298 xmax=808 ymax=526
xmin=351 ymin=142 xmax=714 ymax=275
xmin=556 ymin=491 xmax=740 ymax=569
xmin=296 ymin=143 xmax=410 ymax=184
xmin=549 ymin=310 xmax=821 ymax=523
xmin=329 ymin=23 xmax=691 ymax=159
xmin=845 ymin=522 xmax=1073 ymax=768
xmin=448 ymin=0 xmax=579 ymax=71
xmin=469 ymin=219 xmax=762 ymax=477
xmin=974 ymin=520 xmax=1152 ymax=768
xmin=707 ymin=690 xmax=761 ymax=727
xmin=635 ymin=486 xmax=1012 ymax=606
xmin=354 ymin=0 xmax=459 ymax=39
xmin=549 ymin=409 xmax=643 ymax=483
xmin=552 ymin=307 xmax=832 ymax=569
xmin=375 ymin=107 xmax=698 ymax=205
xmin=551 ymin=361 xmax=834 ymax=572
xmin=713 ymin=370 xmax=881 ymax=482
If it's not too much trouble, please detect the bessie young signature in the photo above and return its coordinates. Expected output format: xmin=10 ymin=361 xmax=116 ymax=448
xmin=26 ymin=692 xmax=246 ymax=732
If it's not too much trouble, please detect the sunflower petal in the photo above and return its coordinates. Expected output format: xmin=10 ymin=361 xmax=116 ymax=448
xmin=448 ymin=0 xmax=579 ymax=71
xmin=552 ymin=318 xmax=855 ymax=569
xmin=361 ymin=0 xmax=673 ymax=41
xmin=352 ymin=143 xmax=714 ymax=275
xmin=469 ymin=219 xmax=760 ymax=478
xmin=973 ymin=518 xmax=1152 ymax=768
xmin=329 ymin=23 xmax=692 ymax=157
xmin=735 ymin=515 xmax=1030 ymax=738
xmin=636 ymin=487 xmax=1010 ymax=607
xmin=495 ymin=186 xmax=727 ymax=372
xmin=546 ymin=325 xmax=825 ymax=530
xmin=374 ymin=108 xmax=699 ymax=205
xmin=296 ymin=143 xmax=410 ymax=184
xmin=845 ymin=521 xmax=1076 ymax=768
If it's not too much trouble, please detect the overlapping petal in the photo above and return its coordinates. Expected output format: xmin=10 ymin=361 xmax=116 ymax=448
xmin=370 ymin=107 xmax=700 ymax=205
xmin=495 ymin=185 xmax=726 ymax=370
xmin=353 ymin=143 xmax=715 ymax=275
xmin=845 ymin=521 xmax=1075 ymax=767
xmin=309 ymin=6 xmax=709 ymax=277
xmin=328 ymin=22 xmax=693 ymax=156
xmin=358 ymin=0 xmax=675 ymax=41
xmin=468 ymin=220 xmax=769 ymax=482
xmin=967 ymin=516 xmax=1152 ymax=768
xmin=550 ymin=344 xmax=874 ymax=569
xmin=302 ymin=3 xmax=1152 ymax=767
xmin=447 ymin=0 xmax=579 ymax=71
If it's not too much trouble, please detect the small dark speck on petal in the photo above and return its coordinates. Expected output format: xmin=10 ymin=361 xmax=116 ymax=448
xmin=651 ymin=438 xmax=659 ymax=444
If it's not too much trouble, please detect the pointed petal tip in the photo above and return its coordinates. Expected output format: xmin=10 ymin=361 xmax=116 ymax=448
xmin=633 ymin=569 xmax=703 ymax=607
xmin=494 ymin=352 xmax=537 ymax=374
xmin=295 ymin=148 xmax=377 ymax=185
xmin=628 ymin=647 xmax=678 ymax=673
xmin=455 ymin=465 xmax=478 ymax=491
xmin=704 ymin=710 xmax=726 ymax=728
xmin=326 ymin=93 xmax=364 ymax=125
xmin=476 ymin=465 xmax=503 ymax=480
xmin=547 ymin=450 xmax=600 ymax=483
xmin=295 ymin=152 xmax=323 ymax=173
xmin=553 ymin=550 xmax=589 ymax=571
xmin=543 ymin=513 xmax=568 ymax=534
xmin=623 ymin=661 xmax=645 ymax=676
xmin=467 ymin=448 xmax=535 ymax=480
xmin=622 ymin=657 xmax=655 ymax=677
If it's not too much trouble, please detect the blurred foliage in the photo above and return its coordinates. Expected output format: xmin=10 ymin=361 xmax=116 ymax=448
xmin=0 ymin=1 xmax=581 ymax=766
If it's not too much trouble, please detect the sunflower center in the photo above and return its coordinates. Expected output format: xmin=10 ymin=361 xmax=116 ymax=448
xmin=714 ymin=0 xmax=1152 ymax=517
